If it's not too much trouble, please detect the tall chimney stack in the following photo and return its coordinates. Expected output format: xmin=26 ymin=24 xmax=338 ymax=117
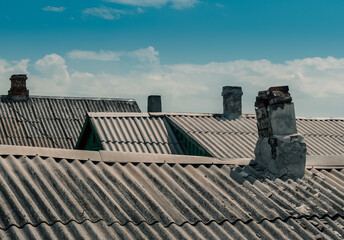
xmin=8 ymin=74 xmax=29 ymax=101
xmin=147 ymin=95 xmax=162 ymax=112
xmin=254 ymin=86 xmax=306 ymax=179
xmin=221 ymin=86 xmax=243 ymax=119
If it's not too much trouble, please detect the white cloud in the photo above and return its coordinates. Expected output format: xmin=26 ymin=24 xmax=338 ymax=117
xmin=68 ymin=50 xmax=122 ymax=61
xmin=1 ymin=51 xmax=343 ymax=117
xmin=105 ymin=0 xmax=199 ymax=9
xmin=42 ymin=6 xmax=66 ymax=12
xmin=128 ymin=46 xmax=160 ymax=64
xmin=71 ymin=72 xmax=95 ymax=79
xmin=0 ymin=58 xmax=29 ymax=92
xmin=83 ymin=7 xmax=126 ymax=20
xmin=0 ymin=59 xmax=29 ymax=74
xmin=67 ymin=46 xmax=159 ymax=64
xmin=34 ymin=54 xmax=70 ymax=93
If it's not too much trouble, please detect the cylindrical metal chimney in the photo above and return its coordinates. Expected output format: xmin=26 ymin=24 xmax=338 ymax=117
xmin=147 ymin=95 xmax=162 ymax=112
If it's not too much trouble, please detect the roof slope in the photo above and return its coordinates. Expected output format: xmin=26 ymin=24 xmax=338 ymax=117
xmin=0 ymin=96 xmax=140 ymax=149
xmin=0 ymin=145 xmax=343 ymax=239
xmin=168 ymin=114 xmax=344 ymax=158
xmin=77 ymin=112 xmax=344 ymax=158
xmin=76 ymin=113 xmax=184 ymax=154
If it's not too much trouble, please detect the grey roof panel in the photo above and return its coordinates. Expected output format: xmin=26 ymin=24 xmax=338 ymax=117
xmin=89 ymin=113 xmax=184 ymax=155
xmin=0 ymin=96 xmax=140 ymax=149
xmin=0 ymin=146 xmax=343 ymax=238
xmin=168 ymin=115 xmax=344 ymax=158
xmin=0 ymin=147 xmax=343 ymax=239
xmin=0 ymin=151 xmax=343 ymax=230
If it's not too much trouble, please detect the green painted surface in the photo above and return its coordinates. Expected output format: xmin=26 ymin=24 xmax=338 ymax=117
xmin=84 ymin=131 xmax=102 ymax=151
xmin=171 ymin=125 xmax=211 ymax=157
xmin=75 ymin=118 xmax=102 ymax=151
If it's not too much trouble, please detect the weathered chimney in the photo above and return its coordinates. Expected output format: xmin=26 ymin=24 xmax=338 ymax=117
xmin=254 ymin=86 xmax=306 ymax=179
xmin=8 ymin=74 xmax=29 ymax=101
xmin=147 ymin=95 xmax=162 ymax=112
xmin=222 ymin=86 xmax=243 ymax=120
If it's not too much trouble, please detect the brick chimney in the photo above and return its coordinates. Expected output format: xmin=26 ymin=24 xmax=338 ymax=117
xmin=147 ymin=95 xmax=162 ymax=112
xmin=221 ymin=86 xmax=243 ymax=119
xmin=8 ymin=74 xmax=29 ymax=101
xmin=254 ymin=86 xmax=306 ymax=179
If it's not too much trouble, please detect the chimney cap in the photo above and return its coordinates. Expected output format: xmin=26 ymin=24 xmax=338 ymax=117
xmin=10 ymin=74 xmax=28 ymax=80
xmin=148 ymin=94 xmax=161 ymax=98
xmin=255 ymin=85 xmax=291 ymax=108
xmin=222 ymin=86 xmax=243 ymax=96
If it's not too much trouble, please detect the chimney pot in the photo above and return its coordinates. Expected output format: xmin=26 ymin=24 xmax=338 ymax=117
xmin=254 ymin=86 xmax=306 ymax=179
xmin=8 ymin=74 xmax=29 ymax=101
xmin=221 ymin=86 xmax=243 ymax=120
xmin=147 ymin=95 xmax=162 ymax=112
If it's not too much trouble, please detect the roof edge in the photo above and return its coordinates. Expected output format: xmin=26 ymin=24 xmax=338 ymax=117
xmin=1 ymin=95 xmax=137 ymax=101
xmin=84 ymin=112 xmax=344 ymax=121
xmin=0 ymin=145 xmax=342 ymax=167
xmin=0 ymin=145 xmax=101 ymax=161
xmin=88 ymin=112 xmax=150 ymax=118
xmin=295 ymin=116 xmax=344 ymax=121
xmin=87 ymin=112 xmax=215 ymax=118
xmin=0 ymin=145 xmax=223 ymax=164
xmin=306 ymin=155 xmax=344 ymax=168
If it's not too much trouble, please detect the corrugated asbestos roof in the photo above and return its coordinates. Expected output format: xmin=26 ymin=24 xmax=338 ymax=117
xmin=85 ymin=113 xmax=184 ymax=154
xmin=0 ymin=95 xmax=140 ymax=149
xmin=78 ymin=113 xmax=344 ymax=159
xmin=0 ymin=145 xmax=343 ymax=240
xmin=167 ymin=114 xmax=344 ymax=158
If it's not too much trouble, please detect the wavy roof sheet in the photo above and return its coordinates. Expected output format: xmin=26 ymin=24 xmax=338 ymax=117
xmin=0 ymin=146 xmax=343 ymax=239
xmin=167 ymin=114 xmax=344 ymax=158
xmin=2 ymin=217 xmax=343 ymax=240
xmin=82 ymin=113 xmax=184 ymax=154
xmin=0 ymin=96 xmax=140 ymax=149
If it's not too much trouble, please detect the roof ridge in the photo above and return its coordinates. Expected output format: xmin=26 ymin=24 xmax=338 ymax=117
xmin=296 ymin=116 xmax=344 ymax=121
xmin=0 ymin=95 xmax=137 ymax=102
xmin=185 ymin=131 xmax=258 ymax=135
xmin=0 ymin=145 xmax=343 ymax=167
xmin=102 ymin=140 xmax=180 ymax=144
xmin=303 ymin=134 xmax=344 ymax=138
xmin=88 ymin=112 xmax=150 ymax=118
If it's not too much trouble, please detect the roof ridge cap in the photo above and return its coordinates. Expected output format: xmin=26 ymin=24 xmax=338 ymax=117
xmin=1 ymin=95 xmax=137 ymax=101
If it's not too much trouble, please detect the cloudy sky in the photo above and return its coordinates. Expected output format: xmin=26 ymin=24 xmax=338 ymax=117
xmin=0 ymin=0 xmax=343 ymax=117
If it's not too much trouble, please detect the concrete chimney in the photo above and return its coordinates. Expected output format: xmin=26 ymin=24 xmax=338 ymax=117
xmin=8 ymin=74 xmax=29 ymax=101
xmin=221 ymin=86 xmax=243 ymax=119
xmin=147 ymin=95 xmax=162 ymax=112
xmin=254 ymin=86 xmax=306 ymax=179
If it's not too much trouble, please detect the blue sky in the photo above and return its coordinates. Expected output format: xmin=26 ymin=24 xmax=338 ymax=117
xmin=0 ymin=0 xmax=343 ymax=117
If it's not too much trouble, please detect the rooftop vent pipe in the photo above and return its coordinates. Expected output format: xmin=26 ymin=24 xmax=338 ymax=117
xmin=254 ymin=86 xmax=306 ymax=179
xmin=147 ymin=95 xmax=162 ymax=112
xmin=8 ymin=74 xmax=29 ymax=101
xmin=221 ymin=86 xmax=243 ymax=120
